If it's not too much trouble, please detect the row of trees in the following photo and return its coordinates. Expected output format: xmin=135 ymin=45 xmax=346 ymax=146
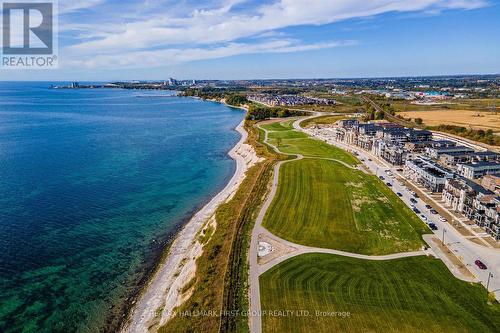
xmin=245 ymin=105 xmax=306 ymax=120
xmin=225 ymin=94 xmax=248 ymax=107
xmin=432 ymin=125 xmax=500 ymax=146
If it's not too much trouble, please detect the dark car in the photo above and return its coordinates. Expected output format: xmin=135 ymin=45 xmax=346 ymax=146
xmin=413 ymin=193 xmax=419 ymax=198
xmin=428 ymin=223 xmax=438 ymax=230
xmin=410 ymin=198 xmax=418 ymax=204
xmin=368 ymin=159 xmax=372 ymax=161
xmin=430 ymin=209 xmax=438 ymax=215
xmin=386 ymin=182 xmax=392 ymax=187
xmin=397 ymin=192 xmax=403 ymax=197
xmin=475 ymin=260 xmax=487 ymax=270
xmin=425 ymin=204 xmax=432 ymax=209
xmin=379 ymin=176 xmax=385 ymax=180
xmin=413 ymin=208 xmax=421 ymax=214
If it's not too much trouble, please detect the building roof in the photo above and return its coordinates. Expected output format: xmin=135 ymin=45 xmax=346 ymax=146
xmin=448 ymin=176 xmax=494 ymax=195
xmin=460 ymin=161 xmax=500 ymax=169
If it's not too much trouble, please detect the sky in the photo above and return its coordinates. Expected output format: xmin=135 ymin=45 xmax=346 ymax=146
xmin=1 ymin=0 xmax=499 ymax=80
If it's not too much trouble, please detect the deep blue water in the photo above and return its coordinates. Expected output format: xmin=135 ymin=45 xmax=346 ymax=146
xmin=0 ymin=82 xmax=244 ymax=332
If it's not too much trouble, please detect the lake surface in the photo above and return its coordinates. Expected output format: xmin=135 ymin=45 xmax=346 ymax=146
xmin=0 ymin=82 xmax=244 ymax=332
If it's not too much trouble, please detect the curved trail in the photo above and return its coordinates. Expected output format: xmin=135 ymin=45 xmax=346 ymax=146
xmin=248 ymin=115 xmax=426 ymax=333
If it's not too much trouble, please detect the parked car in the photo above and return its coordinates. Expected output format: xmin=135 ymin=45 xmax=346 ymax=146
xmin=397 ymin=192 xmax=403 ymax=197
xmin=425 ymin=204 xmax=432 ymax=209
xmin=428 ymin=223 xmax=438 ymax=230
xmin=368 ymin=159 xmax=372 ymax=161
xmin=413 ymin=208 xmax=421 ymax=214
xmin=396 ymin=168 xmax=403 ymax=172
xmin=386 ymin=182 xmax=392 ymax=187
xmin=410 ymin=198 xmax=418 ymax=204
xmin=379 ymin=176 xmax=385 ymax=180
xmin=430 ymin=209 xmax=438 ymax=215
xmin=439 ymin=216 xmax=447 ymax=222
xmin=413 ymin=193 xmax=419 ymax=198
xmin=475 ymin=260 xmax=487 ymax=270
xmin=420 ymin=215 xmax=428 ymax=222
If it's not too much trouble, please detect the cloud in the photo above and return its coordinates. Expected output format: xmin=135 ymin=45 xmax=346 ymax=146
xmin=60 ymin=0 xmax=104 ymax=14
xmin=59 ymin=0 xmax=489 ymax=69
xmin=65 ymin=39 xmax=356 ymax=69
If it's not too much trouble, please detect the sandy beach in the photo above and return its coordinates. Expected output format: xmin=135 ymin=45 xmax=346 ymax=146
xmin=122 ymin=118 xmax=261 ymax=333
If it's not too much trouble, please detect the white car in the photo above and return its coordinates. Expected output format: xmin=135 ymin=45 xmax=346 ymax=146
xmin=420 ymin=215 xmax=428 ymax=222
xmin=439 ymin=216 xmax=447 ymax=222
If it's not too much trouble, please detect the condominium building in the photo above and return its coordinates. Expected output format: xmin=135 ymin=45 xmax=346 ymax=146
xmin=442 ymin=177 xmax=499 ymax=240
xmin=404 ymin=157 xmax=454 ymax=193
xmin=456 ymin=161 xmax=500 ymax=179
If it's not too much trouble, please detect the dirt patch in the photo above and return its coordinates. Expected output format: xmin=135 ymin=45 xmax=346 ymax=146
xmin=351 ymin=196 xmax=377 ymax=212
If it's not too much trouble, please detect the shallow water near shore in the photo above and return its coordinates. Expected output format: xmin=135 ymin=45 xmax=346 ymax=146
xmin=0 ymin=82 xmax=244 ymax=333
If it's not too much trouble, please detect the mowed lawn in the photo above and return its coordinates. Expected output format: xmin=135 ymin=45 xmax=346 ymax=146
xmin=260 ymin=254 xmax=500 ymax=333
xmin=261 ymin=121 xmax=295 ymax=132
xmin=263 ymin=159 xmax=428 ymax=254
xmin=265 ymin=129 xmax=359 ymax=166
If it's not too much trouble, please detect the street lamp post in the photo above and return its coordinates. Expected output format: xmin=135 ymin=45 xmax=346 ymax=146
xmin=441 ymin=228 xmax=446 ymax=244
xmin=486 ymin=272 xmax=494 ymax=292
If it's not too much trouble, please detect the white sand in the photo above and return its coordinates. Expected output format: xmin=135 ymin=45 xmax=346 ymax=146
xmin=122 ymin=120 xmax=262 ymax=333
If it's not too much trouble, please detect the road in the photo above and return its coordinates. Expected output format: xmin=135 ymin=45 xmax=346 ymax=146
xmin=306 ymin=125 xmax=500 ymax=300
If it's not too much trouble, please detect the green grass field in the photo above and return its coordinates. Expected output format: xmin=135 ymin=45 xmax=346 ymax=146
xmin=260 ymin=254 xmax=500 ymax=333
xmin=261 ymin=121 xmax=295 ymax=132
xmin=300 ymin=114 xmax=353 ymax=128
xmin=261 ymin=122 xmax=359 ymax=165
xmin=269 ymin=136 xmax=358 ymax=165
xmin=263 ymin=159 xmax=428 ymax=254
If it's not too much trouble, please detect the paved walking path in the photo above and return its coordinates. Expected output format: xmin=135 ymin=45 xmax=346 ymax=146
xmin=248 ymin=116 xmax=427 ymax=333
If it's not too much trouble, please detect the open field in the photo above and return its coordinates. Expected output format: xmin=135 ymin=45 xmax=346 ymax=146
xmin=260 ymin=253 xmax=500 ymax=333
xmin=399 ymin=110 xmax=500 ymax=133
xmin=261 ymin=121 xmax=295 ymax=132
xmin=391 ymin=98 xmax=500 ymax=112
xmin=292 ymin=104 xmax=365 ymax=113
xmin=263 ymin=159 xmax=428 ymax=254
xmin=263 ymin=128 xmax=359 ymax=165
xmin=300 ymin=114 xmax=355 ymax=128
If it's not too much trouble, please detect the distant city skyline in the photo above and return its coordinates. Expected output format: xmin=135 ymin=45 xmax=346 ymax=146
xmin=1 ymin=0 xmax=499 ymax=81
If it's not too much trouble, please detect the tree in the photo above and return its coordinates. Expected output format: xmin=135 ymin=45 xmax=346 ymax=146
xmin=414 ymin=118 xmax=423 ymax=125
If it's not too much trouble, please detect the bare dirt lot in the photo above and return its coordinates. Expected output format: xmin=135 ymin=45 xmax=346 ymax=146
xmin=399 ymin=110 xmax=500 ymax=133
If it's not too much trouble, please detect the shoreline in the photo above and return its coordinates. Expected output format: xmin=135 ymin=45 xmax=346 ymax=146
xmin=122 ymin=104 xmax=260 ymax=332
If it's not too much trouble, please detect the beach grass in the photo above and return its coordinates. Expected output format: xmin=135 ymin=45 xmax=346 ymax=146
xmin=263 ymin=158 xmax=428 ymax=254
xmin=260 ymin=253 xmax=500 ymax=333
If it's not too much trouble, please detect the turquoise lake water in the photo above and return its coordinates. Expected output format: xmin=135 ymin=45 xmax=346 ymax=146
xmin=0 ymin=82 xmax=244 ymax=332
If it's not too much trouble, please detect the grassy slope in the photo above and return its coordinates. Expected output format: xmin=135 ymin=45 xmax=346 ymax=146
xmin=300 ymin=114 xmax=352 ymax=128
xmin=262 ymin=123 xmax=359 ymax=165
xmin=271 ymin=136 xmax=358 ymax=165
xmin=261 ymin=253 xmax=500 ymax=333
xmin=263 ymin=159 xmax=427 ymax=254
